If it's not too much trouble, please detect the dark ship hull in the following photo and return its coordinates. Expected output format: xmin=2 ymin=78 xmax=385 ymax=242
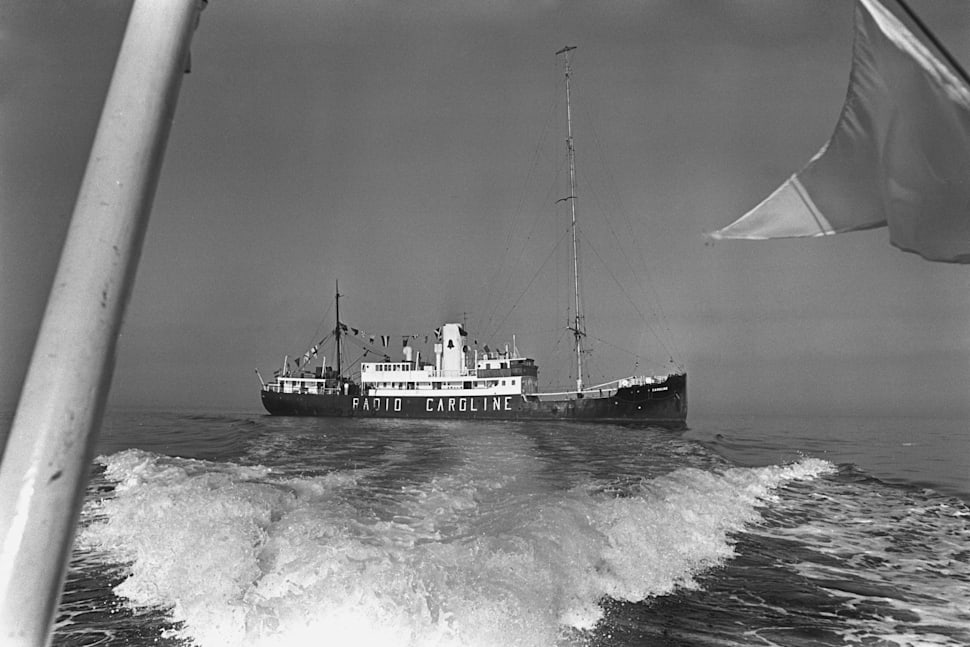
xmin=261 ymin=373 xmax=686 ymax=428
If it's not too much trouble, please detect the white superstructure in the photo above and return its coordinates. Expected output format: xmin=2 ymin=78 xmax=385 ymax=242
xmin=359 ymin=323 xmax=538 ymax=398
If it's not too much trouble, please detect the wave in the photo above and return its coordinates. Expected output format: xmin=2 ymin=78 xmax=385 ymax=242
xmin=77 ymin=449 xmax=833 ymax=647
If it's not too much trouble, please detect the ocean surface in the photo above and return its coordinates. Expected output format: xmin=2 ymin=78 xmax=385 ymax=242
xmin=17 ymin=410 xmax=968 ymax=647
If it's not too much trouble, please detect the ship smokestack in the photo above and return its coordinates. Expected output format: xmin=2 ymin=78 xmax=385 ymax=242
xmin=440 ymin=323 xmax=464 ymax=374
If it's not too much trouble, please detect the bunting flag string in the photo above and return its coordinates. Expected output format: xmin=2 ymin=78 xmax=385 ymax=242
xmin=326 ymin=322 xmax=493 ymax=356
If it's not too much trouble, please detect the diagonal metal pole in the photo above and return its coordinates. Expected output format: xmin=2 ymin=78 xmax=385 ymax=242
xmin=0 ymin=1 xmax=205 ymax=644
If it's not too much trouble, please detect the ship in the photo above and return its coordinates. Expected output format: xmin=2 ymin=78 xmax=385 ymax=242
xmin=258 ymin=46 xmax=687 ymax=427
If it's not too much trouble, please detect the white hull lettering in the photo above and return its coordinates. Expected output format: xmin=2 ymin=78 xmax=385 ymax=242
xmin=357 ymin=395 xmax=516 ymax=414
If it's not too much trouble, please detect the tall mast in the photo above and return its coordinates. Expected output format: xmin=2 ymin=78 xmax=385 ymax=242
xmin=334 ymin=280 xmax=342 ymax=378
xmin=557 ymin=45 xmax=585 ymax=392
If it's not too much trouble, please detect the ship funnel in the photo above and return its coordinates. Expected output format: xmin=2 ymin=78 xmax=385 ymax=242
xmin=440 ymin=323 xmax=464 ymax=373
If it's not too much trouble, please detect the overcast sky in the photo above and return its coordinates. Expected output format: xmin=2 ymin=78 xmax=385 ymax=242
xmin=2 ymin=0 xmax=968 ymax=416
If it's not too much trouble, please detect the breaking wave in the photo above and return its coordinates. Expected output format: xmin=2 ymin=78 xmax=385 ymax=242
xmin=77 ymin=448 xmax=832 ymax=647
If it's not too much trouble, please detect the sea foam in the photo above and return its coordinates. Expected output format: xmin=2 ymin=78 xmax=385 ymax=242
xmin=79 ymin=449 xmax=833 ymax=647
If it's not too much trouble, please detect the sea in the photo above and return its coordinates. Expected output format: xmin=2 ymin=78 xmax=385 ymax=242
xmin=19 ymin=409 xmax=968 ymax=647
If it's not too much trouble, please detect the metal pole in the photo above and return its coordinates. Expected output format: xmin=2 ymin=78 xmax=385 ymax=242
xmin=335 ymin=280 xmax=342 ymax=378
xmin=556 ymin=45 xmax=584 ymax=391
xmin=0 ymin=1 xmax=205 ymax=644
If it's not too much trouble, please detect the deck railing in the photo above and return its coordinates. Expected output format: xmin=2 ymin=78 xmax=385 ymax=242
xmin=262 ymin=383 xmax=342 ymax=396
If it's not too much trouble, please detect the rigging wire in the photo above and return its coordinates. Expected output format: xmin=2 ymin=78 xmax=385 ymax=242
xmin=483 ymin=224 xmax=571 ymax=343
xmin=476 ymin=69 xmax=563 ymax=343
xmin=480 ymin=165 xmax=565 ymax=344
xmin=578 ymin=101 xmax=684 ymax=363
xmin=298 ymin=297 xmax=335 ymax=361
xmin=582 ymin=225 xmax=677 ymax=364
xmin=341 ymin=350 xmax=370 ymax=377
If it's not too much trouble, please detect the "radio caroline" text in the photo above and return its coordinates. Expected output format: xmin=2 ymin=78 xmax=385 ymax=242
xmin=350 ymin=396 xmax=513 ymax=413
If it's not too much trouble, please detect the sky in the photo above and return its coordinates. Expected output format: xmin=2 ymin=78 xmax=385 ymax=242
xmin=1 ymin=0 xmax=968 ymax=417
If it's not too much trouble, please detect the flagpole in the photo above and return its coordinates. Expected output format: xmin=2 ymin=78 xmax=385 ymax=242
xmin=0 ymin=1 xmax=205 ymax=645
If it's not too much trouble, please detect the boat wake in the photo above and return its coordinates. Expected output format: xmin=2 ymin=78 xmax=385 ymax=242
xmin=75 ymin=448 xmax=832 ymax=647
